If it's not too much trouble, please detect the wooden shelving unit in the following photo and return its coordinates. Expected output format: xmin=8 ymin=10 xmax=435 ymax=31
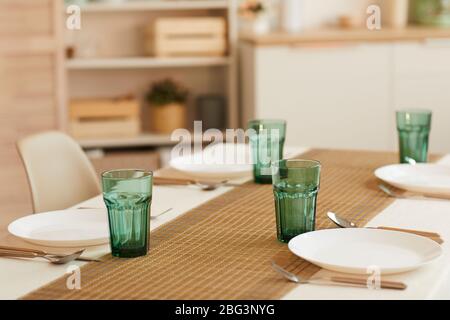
xmin=64 ymin=0 xmax=239 ymax=149
xmin=78 ymin=133 xmax=176 ymax=149
xmin=77 ymin=0 xmax=229 ymax=12
xmin=67 ymin=56 xmax=230 ymax=70
xmin=77 ymin=130 xmax=224 ymax=149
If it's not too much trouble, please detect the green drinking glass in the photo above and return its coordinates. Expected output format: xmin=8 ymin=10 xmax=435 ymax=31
xmin=272 ymin=160 xmax=321 ymax=243
xmin=396 ymin=109 xmax=432 ymax=164
xmin=248 ymin=119 xmax=287 ymax=184
xmin=102 ymin=169 xmax=153 ymax=258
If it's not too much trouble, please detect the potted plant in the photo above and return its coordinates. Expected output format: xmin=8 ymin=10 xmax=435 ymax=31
xmin=146 ymin=79 xmax=189 ymax=134
xmin=239 ymin=0 xmax=271 ymax=34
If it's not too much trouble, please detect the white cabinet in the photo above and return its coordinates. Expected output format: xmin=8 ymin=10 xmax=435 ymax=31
xmin=241 ymin=43 xmax=392 ymax=150
xmin=393 ymin=41 xmax=450 ymax=153
xmin=241 ymin=40 xmax=450 ymax=153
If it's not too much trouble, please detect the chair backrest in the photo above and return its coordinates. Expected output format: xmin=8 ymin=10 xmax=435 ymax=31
xmin=17 ymin=131 xmax=101 ymax=213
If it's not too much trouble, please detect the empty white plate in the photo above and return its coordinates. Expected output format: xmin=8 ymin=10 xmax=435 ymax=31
xmin=375 ymin=164 xmax=450 ymax=196
xmin=170 ymin=143 xmax=253 ymax=179
xmin=8 ymin=209 xmax=110 ymax=247
xmin=288 ymin=228 xmax=442 ymax=274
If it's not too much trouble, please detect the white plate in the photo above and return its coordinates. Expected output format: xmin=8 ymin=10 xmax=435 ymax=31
xmin=8 ymin=209 xmax=110 ymax=247
xmin=375 ymin=164 xmax=450 ymax=196
xmin=288 ymin=228 xmax=442 ymax=274
xmin=170 ymin=143 xmax=253 ymax=179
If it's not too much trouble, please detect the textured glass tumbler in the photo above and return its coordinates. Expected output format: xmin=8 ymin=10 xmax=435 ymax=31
xmin=396 ymin=109 xmax=432 ymax=164
xmin=272 ymin=160 xmax=321 ymax=243
xmin=248 ymin=119 xmax=286 ymax=184
xmin=102 ymin=169 xmax=153 ymax=258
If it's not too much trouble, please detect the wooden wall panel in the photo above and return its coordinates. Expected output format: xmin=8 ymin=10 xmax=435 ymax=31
xmin=0 ymin=0 xmax=52 ymax=36
xmin=0 ymin=0 xmax=63 ymax=226
xmin=5 ymin=56 xmax=55 ymax=97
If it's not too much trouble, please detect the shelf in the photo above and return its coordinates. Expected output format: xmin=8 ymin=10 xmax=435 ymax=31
xmin=77 ymin=129 xmax=227 ymax=149
xmin=73 ymin=0 xmax=229 ymax=12
xmin=66 ymin=56 xmax=230 ymax=70
xmin=78 ymin=133 xmax=177 ymax=149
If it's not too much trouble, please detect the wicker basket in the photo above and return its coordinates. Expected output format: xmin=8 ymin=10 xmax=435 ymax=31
xmin=150 ymin=103 xmax=186 ymax=134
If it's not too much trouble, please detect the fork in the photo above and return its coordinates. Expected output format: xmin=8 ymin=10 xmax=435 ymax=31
xmin=153 ymin=177 xmax=240 ymax=191
xmin=0 ymin=245 xmax=102 ymax=263
xmin=271 ymin=261 xmax=407 ymax=290
xmin=0 ymin=248 xmax=85 ymax=264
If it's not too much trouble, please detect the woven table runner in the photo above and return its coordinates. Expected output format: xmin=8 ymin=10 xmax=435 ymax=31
xmin=24 ymin=149 xmax=408 ymax=300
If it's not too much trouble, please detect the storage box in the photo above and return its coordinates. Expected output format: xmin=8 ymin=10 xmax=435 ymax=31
xmin=69 ymin=97 xmax=141 ymax=138
xmin=146 ymin=17 xmax=227 ymax=57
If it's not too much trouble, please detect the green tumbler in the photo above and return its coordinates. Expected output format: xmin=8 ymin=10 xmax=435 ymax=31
xmin=102 ymin=169 xmax=153 ymax=258
xmin=396 ymin=109 xmax=432 ymax=164
xmin=272 ymin=160 xmax=321 ymax=243
xmin=248 ymin=119 xmax=286 ymax=184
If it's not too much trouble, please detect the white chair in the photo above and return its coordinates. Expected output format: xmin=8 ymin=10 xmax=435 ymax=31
xmin=17 ymin=131 xmax=101 ymax=213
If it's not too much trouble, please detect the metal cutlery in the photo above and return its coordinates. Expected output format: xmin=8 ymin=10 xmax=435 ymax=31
xmin=77 ymin=207 xmax=174 ymax=219
xmin=0 ymin=245 xmax=103 ymax=263
xmin=0 ymin=246 xmax=91 ymax=264
xmin=404 ymin=157 xmax=417 ymax=165
xmin=271 ymin=261 xmax=407 ymax=290
xmin=151 ymin=207 xmax=173 ymax=218
xmin=327 ymin=211 xmax=443 ymax=244
xmin=194 ymin=180 xmax=240 ymax=191
xmin=378 ymin=184 xmax=450 ymax=201
xmin=153 ymin=177 xmax=240 ymax=191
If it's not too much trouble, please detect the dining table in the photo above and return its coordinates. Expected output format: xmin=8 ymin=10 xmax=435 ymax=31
xmin=1 ymin=146 xmax=450 ymax=300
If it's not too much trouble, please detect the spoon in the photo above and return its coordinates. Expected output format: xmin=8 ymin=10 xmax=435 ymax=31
xmin=0 ymin=248 xmax=85 ymax=265
xmin=327 ymin=211 xmax=443 ymax=243
xmin=404 ymin=157 xmax=417 ymax=165
xmin=271 ymin=261 xmax=406 ymax=290
xmin=194 ymin=180 xmax=235 ymax=191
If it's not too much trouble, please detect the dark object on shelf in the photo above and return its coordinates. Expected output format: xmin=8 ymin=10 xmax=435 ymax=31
xmin=196 ymin=95 xmax=226 ymax=130
xmin=66 ymin=46 xmax=75 ymax=59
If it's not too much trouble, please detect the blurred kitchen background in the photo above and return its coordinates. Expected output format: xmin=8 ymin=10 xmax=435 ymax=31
xmin=1 ymin=0 xmax=450 ymax=217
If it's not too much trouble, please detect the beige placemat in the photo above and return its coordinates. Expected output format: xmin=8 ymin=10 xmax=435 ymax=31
xmin=23 ymin=149 xmax=403 ymax=300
